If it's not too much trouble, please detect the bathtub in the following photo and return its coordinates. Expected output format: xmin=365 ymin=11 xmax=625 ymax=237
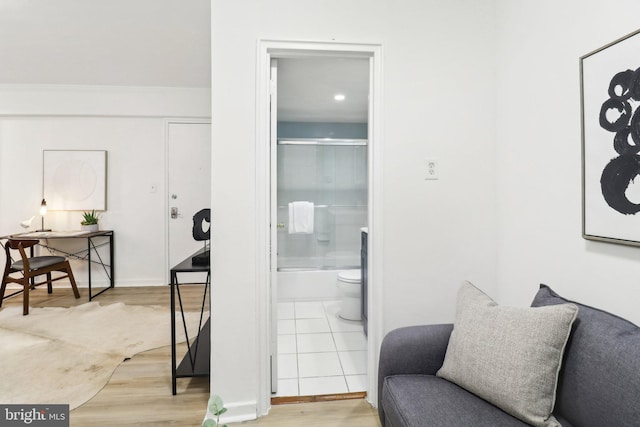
xmin=277 ymin=253 xmax=360 ymax=301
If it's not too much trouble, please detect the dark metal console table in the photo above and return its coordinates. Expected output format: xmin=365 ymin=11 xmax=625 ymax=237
xmin=2 ymin=230 xmax=114 ymax=300
xmin=170 ymin=249 xmax=210 ymax=395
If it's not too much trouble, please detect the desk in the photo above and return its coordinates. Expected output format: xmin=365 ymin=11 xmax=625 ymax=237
xmin=3 ymin=230 xmax=115 ymax=300
xmin=170 ymin=249 xmax=210 ymax=395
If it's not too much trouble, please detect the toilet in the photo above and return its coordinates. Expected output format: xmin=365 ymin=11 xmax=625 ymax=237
xmin=336 ymin=269 xmax=362 ymax=320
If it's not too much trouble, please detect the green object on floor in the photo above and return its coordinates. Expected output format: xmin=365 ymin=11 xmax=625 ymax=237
xmin=202 ymin=395 xmax=228 ymax=427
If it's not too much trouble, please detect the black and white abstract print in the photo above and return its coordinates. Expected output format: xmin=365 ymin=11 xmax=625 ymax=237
xmin=599 ymin=67 xmax=640 ymax=215
xmin=582 ymin=28 xmax=640 ymax=245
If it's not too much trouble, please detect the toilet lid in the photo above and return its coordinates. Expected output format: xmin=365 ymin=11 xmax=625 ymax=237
xmin=338 ymin=269 xmax=361 ymax=283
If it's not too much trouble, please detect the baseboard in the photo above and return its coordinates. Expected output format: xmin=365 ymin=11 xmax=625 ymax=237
xmin=271 ymin=392 xmax=367 ymax=405
xmin=3 ymin=280 xmax=168 ymax=290
xmin=92 ymin=280 xmax=166 ymax=287
xmin=216 ymin=400 xmax=257 ymax=424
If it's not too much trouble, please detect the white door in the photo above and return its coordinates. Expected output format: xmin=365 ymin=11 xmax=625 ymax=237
xmin=269 ymin=58 xmax=279 ymax=394
xmin=168 ymin=121 xmax=211 ymax=278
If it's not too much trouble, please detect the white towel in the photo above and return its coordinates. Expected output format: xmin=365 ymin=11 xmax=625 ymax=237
xmin=288 ymin=201 xmax=314 ymax=234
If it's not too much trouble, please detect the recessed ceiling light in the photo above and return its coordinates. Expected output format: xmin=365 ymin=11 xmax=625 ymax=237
xmin=334 ymin=93 xmax=346 ymax=102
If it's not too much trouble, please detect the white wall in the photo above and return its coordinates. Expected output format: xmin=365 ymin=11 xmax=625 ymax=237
xmin=211 ymin=0 xmax=500 ymax=420
xmin=495 ymin=0 xmax=640 ymax=325
xmin=0 ymin=85 xmax=210 ymax=286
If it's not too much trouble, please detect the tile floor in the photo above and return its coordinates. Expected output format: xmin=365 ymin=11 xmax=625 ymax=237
xmin=275 ymin=300 xmax=367 ymax=397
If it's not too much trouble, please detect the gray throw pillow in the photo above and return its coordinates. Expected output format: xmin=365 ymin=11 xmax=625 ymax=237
xmin=436 ymin=281 xmax=578 ymax=427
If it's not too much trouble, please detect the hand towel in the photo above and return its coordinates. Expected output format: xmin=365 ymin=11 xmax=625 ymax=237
xmin=288 ymin=201 xmax=314 ymax=234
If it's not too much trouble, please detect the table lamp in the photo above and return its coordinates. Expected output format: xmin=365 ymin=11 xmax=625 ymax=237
xmin=38 ymin=198 xmax=51 ymax=232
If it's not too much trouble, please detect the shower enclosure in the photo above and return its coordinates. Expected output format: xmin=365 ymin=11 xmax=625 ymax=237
xmin=277 ymin=138 xmax=368 ymax=298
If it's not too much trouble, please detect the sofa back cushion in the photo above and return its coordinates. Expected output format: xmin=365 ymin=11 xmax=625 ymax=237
xmin=437 ymin=282 xmax=578 ymax=427
xmin=531 ymin=285 xmax=640 ymax=427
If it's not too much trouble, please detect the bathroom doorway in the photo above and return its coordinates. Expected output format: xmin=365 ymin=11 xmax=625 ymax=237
xmin=256 ymin=40 xmax=383 ymax=413
xmin=270 ymin=55 xmax=370 ymax=399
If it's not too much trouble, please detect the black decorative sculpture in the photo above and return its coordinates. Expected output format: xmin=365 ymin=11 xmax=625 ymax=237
xmin=191 ymin=208 xmax=211 ymax=265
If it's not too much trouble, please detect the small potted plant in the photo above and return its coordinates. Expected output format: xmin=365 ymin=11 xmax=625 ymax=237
xmin=81 ymin=210 xmax=100 ymax=232
xmin=202 ymin=395 xmax=228 ymax=427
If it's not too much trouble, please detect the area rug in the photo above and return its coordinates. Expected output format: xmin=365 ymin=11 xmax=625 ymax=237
xmin=0 ymin=302 xmax=205 ymax=409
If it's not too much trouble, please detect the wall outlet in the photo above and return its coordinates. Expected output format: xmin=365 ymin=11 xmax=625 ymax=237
xmin=425 ymin=158 xmax=439 ymax=180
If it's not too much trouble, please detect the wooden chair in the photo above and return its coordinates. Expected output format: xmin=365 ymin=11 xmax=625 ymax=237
xmin=0 ymin=238 xmax=80 ymax=315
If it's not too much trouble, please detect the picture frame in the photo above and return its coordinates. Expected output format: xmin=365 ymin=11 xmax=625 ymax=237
xmin=43 ymin=150 xmax=107 ymax=211
xmin=582 ymin=28 xmax=640 ymax=246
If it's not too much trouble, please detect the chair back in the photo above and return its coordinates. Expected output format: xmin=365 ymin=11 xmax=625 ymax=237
xmin=5 ymin=239 xmax=38 ymax=271
xmin=8 ymin=239 xmax=38 ymax=249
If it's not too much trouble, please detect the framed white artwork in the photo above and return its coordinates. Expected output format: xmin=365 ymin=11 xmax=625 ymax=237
xmin=582 ymin=28 xmax=640 ymax=246
xmin=43 ymin=150 xmax=107 ymax=211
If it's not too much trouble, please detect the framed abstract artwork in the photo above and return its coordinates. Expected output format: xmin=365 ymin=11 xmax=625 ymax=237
xmin=43 ymin=150 xmax=107 ymax=211
xmin=582 ymin=29 xmax=640 ymax=246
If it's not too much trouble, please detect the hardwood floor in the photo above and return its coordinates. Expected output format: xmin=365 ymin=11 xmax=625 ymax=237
xmin=1 ymin=285 xmax=381 ymax=427
xmin=1 ymin=285 xmax=209 ymax=426
xmin=229 ymin=399 xmax=381 ymax=427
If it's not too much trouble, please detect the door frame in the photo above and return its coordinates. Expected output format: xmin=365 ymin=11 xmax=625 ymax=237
xmin=164 ymin=118 xmax=212 ymax=284
xmin=255 ymin=40 xmax=383 ymax=415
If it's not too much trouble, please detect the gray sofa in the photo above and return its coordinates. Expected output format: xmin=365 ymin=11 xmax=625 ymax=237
xmin=378 ymin=285 xmax=640 ymax=427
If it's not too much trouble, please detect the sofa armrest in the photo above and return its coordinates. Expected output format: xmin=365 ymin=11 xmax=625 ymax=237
xmin=378 ymin=324 xmax=453 ymax=425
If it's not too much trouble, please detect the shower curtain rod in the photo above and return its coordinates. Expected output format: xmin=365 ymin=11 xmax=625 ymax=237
xmin=277 ymin=138 xmax=368 ymax=146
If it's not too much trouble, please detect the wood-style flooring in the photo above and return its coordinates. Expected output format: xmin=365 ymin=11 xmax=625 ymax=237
xmin=0 ymin=285 xmax=381 ymax=427
xmin=231 ymin=399 xmax=381 ymax=427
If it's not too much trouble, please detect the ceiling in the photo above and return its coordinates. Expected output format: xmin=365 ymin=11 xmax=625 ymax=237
xmin=0 ymin=1 xmax=369 ymax=121
xmin=277 ymin=57 xmax=370 ymax=123
xmin=0 ymin=0 xmax=211 ymax=87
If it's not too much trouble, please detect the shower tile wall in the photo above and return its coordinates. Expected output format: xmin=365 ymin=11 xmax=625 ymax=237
xmin=275 ymin=300 xmax=367 ymax=397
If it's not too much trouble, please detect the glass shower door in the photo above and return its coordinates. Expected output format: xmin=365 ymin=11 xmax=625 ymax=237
xmin=276 ymin=139 xmax=367 ymax=270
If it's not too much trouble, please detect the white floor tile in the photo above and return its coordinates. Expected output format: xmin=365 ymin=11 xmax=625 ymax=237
xmin=345 ymin=374 xmax=367 ymax=392
xmin=298 ymin=352 xmax=343 ymax=378
xmin=278 ymin=319 xmax=296 ymax=335
xmin=296 ymin=318 xmax=331 ymax=334
xmin=295 ymin=301 xmax=326 ymax=319
xmin=338 ymin=351 xmax=367 ymax=376
xmin=327 ymin=306 xmax=364 ymax=332
xmin=324 ymin=301 xmax=341 ymax=318
xmin=275 ymin=298 xmax=369 ymax=397
xmin=297 ymin=333 xmax=336 ymax=353
xmin=278 ymin=354 xmax=298 ymax=379
xmin=299 ymin=376 xmax=348 ymax=396
xmin=333 ymin=331 xmax=367 ymax=351
xmin=278 ymin=302 xmax=295 ymax=320
xmin=323 ymin=300 xmax=342 ymax=310
xmin=274 ymin=378 xmax=299 ymax=397
xmin=278 ymin=334 xmax=297 ymax=354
